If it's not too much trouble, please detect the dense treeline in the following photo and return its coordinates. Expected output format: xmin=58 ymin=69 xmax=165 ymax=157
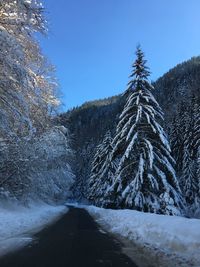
xmin=0 ymin=0 xmax=74 ymax=203
xmin=154 ymin=57 xmax=200 ymax=216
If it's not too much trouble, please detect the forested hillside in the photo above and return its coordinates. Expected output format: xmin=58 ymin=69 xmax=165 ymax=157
xmin=64 ymin=56 xmax=200 ymax=216
xmin=60 ymin=95 xmax=125 ymax=199
xmin=0 ymin=0 xmax=74 ymax=204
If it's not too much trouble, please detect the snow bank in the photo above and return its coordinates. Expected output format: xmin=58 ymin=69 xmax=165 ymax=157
xmin=86 ymin=206 xmax=200 ymax=265
xmin=0 ymin=202 xmax=68 ymax=257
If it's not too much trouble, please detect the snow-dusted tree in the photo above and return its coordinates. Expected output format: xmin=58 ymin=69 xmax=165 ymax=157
xmin=170 ymin=104 xmax=187 ymax=175
xmin=105 ymin=46 xmax=183 ymax=215
xmin=0 ymin=0 xmax=59 ymax=140
xmin=87 ymin=131 xmax=117 ymax=204
xmin=0 ymin=1 xmax=65 ymax=202
xmin=0 ymin=126 xmax=75 ymax=203
xmin=181 ymin=97 xmax=200 ymax=212
xmin=87 ymin=143 xmax=106 ymax=200
xmin=196 ymin=148 xmax=200 ymax=208
xmin=192 ymin=97 xmax=200 ymax=159
xmin=193 ymin=100 xmax=200 ymax=211
xmin=182 ymin=147 xmax=198 ymax=205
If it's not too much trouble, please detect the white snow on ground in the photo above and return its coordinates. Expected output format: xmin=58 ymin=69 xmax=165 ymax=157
xmin=86 ymin=206 xmax=200 ymax=265
xmin=0 ymin=202 xmax=68 ymax=257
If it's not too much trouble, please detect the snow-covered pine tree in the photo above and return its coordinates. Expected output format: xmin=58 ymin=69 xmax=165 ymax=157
xmin=87 ymin=131 xmax=117 ymax=204
xmin=193 ymin=98 xmax=200 ymax=212
xmin=181 ymin=97 xmax=200 ymax=213
xmin=170 ymin=103 xmax=187 ymax=175
xmin=105 ymin=46 xmax=183 ymax=215
xmin=182 ymin=147 xmax=198 ymax=206
xmin=192 ymin=97 xmax=200 ymax=160
xmin=196 ymin=149 xmax=200 ymax=215
xmin=86 ymin=143 xmax=103 ymax=201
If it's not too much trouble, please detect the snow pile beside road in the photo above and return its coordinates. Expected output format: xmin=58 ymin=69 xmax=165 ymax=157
xmin=0 ymin=202 xmax=68 ymax=257
xmin=86 ymin=206 xmax=200 ymax=265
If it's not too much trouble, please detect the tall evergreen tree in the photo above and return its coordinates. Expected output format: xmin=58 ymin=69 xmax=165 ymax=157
xmin=105 ymin=46 xmax=183 ymax=215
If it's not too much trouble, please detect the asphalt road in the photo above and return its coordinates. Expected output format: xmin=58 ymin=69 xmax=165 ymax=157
xmin=0 ymin=207 xmax=138 ymax=267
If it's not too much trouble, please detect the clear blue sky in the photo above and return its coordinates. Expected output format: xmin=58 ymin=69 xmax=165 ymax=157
xmin=39 ymin=0 xmax=200 ymax=110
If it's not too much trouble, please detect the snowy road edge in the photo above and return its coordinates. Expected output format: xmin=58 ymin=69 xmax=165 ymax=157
xmin=85 ymin=205 xmax=200 ymax=267
xmin=0 ymin=204 xmax=68 ymax=258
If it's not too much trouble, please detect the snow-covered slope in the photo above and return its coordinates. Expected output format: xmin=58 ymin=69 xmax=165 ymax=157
xmin=86 ymin=206 xmax=200 ymax=266
xmin=0 ymin=202 xmax=68 ymax=257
